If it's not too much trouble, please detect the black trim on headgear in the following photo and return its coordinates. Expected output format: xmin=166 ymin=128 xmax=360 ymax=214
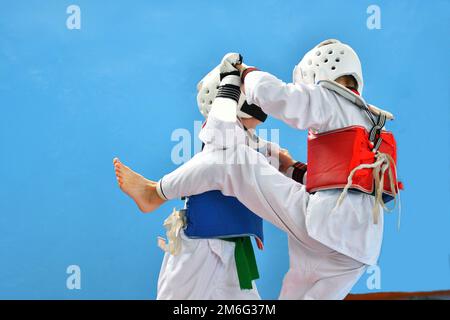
xmin=240 ymin=102 xmax=268 ymax=122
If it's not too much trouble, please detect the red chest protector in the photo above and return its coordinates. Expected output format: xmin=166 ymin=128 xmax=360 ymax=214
xmin=306 ymin=126 xmax=400 ymax=201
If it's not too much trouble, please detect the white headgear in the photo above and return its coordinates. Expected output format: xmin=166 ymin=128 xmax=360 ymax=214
xmin=293 ymin=39 xmax=364 ymax=94
xmin=197 ymin=66 xmax=252 ymax=119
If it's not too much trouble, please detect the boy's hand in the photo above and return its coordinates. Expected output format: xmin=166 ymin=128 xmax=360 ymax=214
xmin=235 ymin=63 xmax=245 ymax=72
xmin=219 ymin=52 xmax=243 ymax=76
xmin=216 ymin=53 xmax=243 ymax=103
xmin=278 ymin=148 xmax=296 ymax=173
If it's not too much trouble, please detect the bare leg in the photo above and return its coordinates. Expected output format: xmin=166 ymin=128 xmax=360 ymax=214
xmin=113 ymin=157 xmax=165 ymax=213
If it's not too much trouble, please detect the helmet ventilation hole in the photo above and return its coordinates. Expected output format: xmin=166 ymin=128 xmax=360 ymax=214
xmin=331 ymin=66 xmax=336 ymax=70
xmin=328 ymin=50 xmax=333 ymax=54
xmin=209 ymin=100 xmax=213 ymax=105
xmin=340 ymin=50 xmax=345 ymax=54
xmin=316 ymin=51 xmax=321 ymax=56
xmin=335 ymin=58 xmax=340 ymax=62
xmin=324 ymin=58 xmax=328 ymax=63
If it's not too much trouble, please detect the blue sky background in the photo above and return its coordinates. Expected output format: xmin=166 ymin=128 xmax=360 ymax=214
xmin=0 ymin=0 xmax=449 ymax=299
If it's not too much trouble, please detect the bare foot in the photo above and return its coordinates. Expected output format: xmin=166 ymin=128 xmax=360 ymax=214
xmin=113 ymin=157 xmax=165 ymax=213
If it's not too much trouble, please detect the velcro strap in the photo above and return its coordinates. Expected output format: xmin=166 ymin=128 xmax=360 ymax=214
xmin=240 ymin=102 xmax=268 ymax=122
xmin=217 ymin=84 xmax=241 ymax=103
xmin=220 ymin=70 xmax=240 ymax=81
xmin=292 ymin=162 xmax=307 ymax=183
xmin=219 ymin=73 xmax=241 ymax=87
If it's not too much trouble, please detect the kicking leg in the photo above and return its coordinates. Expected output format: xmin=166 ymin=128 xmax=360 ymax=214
xmin=113 ymin=158 xmax=165 ymax=213
xmin=158 ymin=145 xmax=311 ymax=244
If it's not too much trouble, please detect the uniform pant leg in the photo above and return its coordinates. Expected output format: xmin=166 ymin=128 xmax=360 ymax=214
xmin=159 ymin=144 xmax=311 ymax=245
xmin=279 ymin=235 xmax=367 ymax=300
xmin=209 ymin=240 xmax=261 ymax=300
xmin=157 ymin=232 xmax=261 ymax=300
xmin=304 ymin=256 xmax=366 ymax=300
xmin=157 ymin=235 xmax=221 ymax=300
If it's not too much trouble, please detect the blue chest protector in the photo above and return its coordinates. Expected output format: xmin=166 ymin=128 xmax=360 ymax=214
xmin=184 ymin=191 xmax=264 ymax=245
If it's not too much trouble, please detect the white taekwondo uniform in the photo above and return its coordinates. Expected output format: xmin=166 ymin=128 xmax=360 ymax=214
xmin=157 ymin=71 xmax=385 ymax=300
xmin=157 ymin=230 xmax=261 ymax=300
xmin=157 ymin=118 xmax=280 ymax=300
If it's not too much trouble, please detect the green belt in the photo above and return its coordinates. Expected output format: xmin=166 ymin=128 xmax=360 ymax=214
xmin=223 ymin=236 xmax=259 ymax=290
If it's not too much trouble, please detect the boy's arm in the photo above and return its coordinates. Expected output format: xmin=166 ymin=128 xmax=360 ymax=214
xmin=199 ymin=53 xmax=246 ymax=148
xmin=240 ymin=68 xmax=333 ymax=131
xmin=207 ymin=59 xmax=241 ymax=123
xmin=269 ymin=142 xmax=307 ymax=184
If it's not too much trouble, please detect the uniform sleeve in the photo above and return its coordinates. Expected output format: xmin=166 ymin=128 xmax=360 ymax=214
xmin=260 ymin=140 xmax=280 ymax=170
xmin=244 ymin=71 xmax=334 ymax=131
